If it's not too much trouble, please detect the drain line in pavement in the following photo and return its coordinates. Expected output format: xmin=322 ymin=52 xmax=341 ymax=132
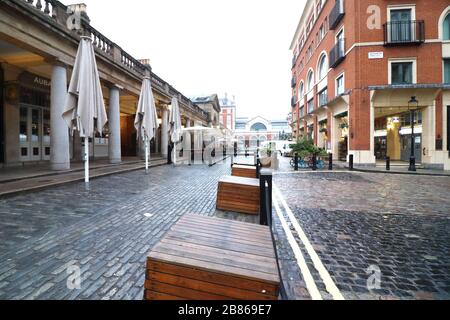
xmin=273 ymin=196 xmax=323 ymax=300
xmin=274 ymin=184 xmax=345 ymax=301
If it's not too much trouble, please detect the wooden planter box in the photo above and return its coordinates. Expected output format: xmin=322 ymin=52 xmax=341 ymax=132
xmin=216 ymin=176 xmax=260 ymax=215
xmin=144 ymin=215 xmax=280 ymax=300
xmin=232 ymin=165 xmax=257 ymax=179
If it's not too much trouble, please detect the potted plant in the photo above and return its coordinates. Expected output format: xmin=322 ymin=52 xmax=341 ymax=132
xmin=339 ymin=123 xmax=349 ymax=130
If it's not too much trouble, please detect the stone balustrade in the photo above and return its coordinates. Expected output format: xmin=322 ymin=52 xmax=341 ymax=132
xmin=18 ymin=0 xmax=207 ymax=121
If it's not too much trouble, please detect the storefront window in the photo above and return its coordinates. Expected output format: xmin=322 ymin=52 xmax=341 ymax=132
xmin=43 ymin=109 xmax=51 ymax=144
xmin=31 ymin=109 xmax=40 ymax=143
xmin=20 ymin=107 xmax=28 ymax=143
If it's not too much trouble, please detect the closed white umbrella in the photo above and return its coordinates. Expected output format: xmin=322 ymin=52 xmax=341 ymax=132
xmin=169 ymin=97 xmax=182 ymax=165
xmin=134 ymin=76 xmax=158 ymax=172
xmin=63 ymin=36 xmax=107 ymax=183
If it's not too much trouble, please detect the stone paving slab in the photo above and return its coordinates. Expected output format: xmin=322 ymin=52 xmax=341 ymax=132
xmin=0 ymin=162 xmax=230 ymax=300
xmin=0 ymin=158 xmax=167 ymax=197
xmin=274 ymin=157 xmax=450 ymax=300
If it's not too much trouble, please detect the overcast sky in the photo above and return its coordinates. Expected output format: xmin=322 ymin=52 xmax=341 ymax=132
xmin=82 ymin=0 xmax=306 ymax=120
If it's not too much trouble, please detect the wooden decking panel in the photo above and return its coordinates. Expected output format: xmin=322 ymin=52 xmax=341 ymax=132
xmin=145 ymin=215 xmax=280 ymax=300
xmin=216 ymin=176 xmax=260 ymax=215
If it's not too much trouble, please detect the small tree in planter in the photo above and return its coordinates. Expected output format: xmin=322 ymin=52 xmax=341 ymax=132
xmin=290 ymin=138 xmax=328 ymax=159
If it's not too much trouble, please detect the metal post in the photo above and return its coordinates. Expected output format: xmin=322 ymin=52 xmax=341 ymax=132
xmin=259 ymin=169 xmax=273 ymax=227
xmin=84 ymin=138 xmax=89 ymax=183
xmin=349 ymin=154 xmax=354 ymax=171
xmin=312 ymin=154 xmax=317 ymax=171
xmin=328 ymin=153 xmax=333 ymax=171
xmin=386 ymin=156 xmax=390 ymax=171
xmin=409 ymin=110 xmax=416 ymax=172
xmin=294 ymin=153 xmax=299 ymax=171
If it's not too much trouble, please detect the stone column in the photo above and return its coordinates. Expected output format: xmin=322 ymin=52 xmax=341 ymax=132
xmin=108 ymin=85 xmax=122 ymax=164
xmin=50 ymin=63 xmax=70 ymax=171
xmin=161 ymin=107 xmax=169 ymax=157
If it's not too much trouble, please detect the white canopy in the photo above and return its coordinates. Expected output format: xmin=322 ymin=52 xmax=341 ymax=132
xmin=169 ymin=97 xmax=182 ymax=144
xmin=62 ymin=36 xmax=107 ymax=183
xmin=134 ymin=77 xmax=158 ymax=142
xmin=63 ymin=36 xmax=107 ymax=138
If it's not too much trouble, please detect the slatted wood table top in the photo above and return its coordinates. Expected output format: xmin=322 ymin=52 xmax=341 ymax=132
xmin=218 ymin=175 xmax=260 ymax=187
xmin=148 ymin=214 xmax=280 ymax=285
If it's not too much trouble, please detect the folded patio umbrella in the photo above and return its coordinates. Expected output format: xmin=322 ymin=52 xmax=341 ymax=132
xmin=62 ymin=36 xmax=108 ymax=183
xmin=134 ymin=76 xmax=159 ymax=172
xmin=169 ymin=97 xmax=182 ymax=165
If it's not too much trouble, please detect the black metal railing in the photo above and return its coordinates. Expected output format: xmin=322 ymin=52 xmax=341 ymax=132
xmin=329 ymin=38 xmax=345 ymax=68
xmin=291 ymin=96 xmax=297 ymax=107
xmin=383 ymin=20 xmax=425 ymax=46
xmin=329 ymin=0 xmax=345 ymax=30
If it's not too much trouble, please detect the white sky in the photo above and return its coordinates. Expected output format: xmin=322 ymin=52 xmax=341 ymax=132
xmin=82 ymin=0 xmax=306 ymax=120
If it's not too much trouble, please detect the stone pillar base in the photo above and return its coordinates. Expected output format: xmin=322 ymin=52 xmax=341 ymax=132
xmin=348 ymin=150 xmax=376 ymax=166
xmin=109 ymin=159 xmax=122 ymax=165
xmin=51 ymin=162 xmax=71 ymax=171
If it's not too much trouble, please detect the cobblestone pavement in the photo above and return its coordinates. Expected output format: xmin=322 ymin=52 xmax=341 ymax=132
xmin=274 ymin=157 xmax=450 ymax=300
xmin=0 ymin=163 xmax=231 ymax=300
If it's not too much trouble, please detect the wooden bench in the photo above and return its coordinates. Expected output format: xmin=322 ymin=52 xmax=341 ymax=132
xmin=216 ymin=176 xmax=260 ymax=215
xmin=232 ymin=164 xmax=258 ymax=179
xmin=144 ymin=214 xmax=280 ymax=300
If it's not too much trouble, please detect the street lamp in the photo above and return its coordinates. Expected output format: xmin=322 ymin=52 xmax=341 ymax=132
xmin=408 ymin=96 xmax=419 ymax=172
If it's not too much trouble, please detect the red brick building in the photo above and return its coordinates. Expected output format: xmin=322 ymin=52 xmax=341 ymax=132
xmin=219 ymin=93 xmax=236 ymax=131
xmin=290 ymin=0 xmax=450 ymax=169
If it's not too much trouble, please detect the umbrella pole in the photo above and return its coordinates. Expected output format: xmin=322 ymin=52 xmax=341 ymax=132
xmin=84 ymin=138 xmax=89 ymax=183
xmin=173 ymin=143 xmax=177 ymax=166
xmin=145 ymin=136 xmax=149 ymax=173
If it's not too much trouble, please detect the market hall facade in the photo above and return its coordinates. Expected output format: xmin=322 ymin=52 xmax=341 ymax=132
xmin=0 ymin=0 xmax=210 ymax=169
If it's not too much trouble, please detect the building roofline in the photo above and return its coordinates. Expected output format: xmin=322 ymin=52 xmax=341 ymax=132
xmin=289 ymin=0 xmax=314 ymax=50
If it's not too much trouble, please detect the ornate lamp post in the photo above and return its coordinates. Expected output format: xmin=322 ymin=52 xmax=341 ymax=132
xmin=408 ymin=96 xmax=419 ymax=172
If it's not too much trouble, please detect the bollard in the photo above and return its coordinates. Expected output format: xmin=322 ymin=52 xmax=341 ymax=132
xmin=328 ymin=153 xmax=333 ymax=171
xmin=349 ymin=154 xmax=354 ymax=171
xmin=386 ymin=156 xmax=390 ymax=171
xmin=259 ymin=169 xmax=273 ymax=227
xmin=312 ymin=154 xmax=317 ymax=171
xmin=294 ymin=153 xmax=299 ymax=171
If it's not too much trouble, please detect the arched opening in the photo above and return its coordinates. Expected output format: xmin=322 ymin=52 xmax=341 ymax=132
xmin=317 ymin=54 xmax=328 ymax=81
xmin=250 ymin=123 xmax=267 ymax=132
xmin=444 ymin=12 xmax=450 ymax=40
xmin=298 ymin=81 xmax=304 ymax=101
xmin=307 ymin=70 xmax=314 ymax=92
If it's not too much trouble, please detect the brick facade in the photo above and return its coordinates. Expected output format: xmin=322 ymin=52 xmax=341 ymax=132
xmin=290 ymin=0 xmax=450 ymax=168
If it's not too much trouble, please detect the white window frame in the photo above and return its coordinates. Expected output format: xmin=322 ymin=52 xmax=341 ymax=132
xmin=388 ymin=58 xmax=417 ymax=85
xmin=317 ymin=53 xmax=328 ymax=81
xmin=306 ymin=69 xmax=315 ymax=93
xmin=335 ymin=72 xmax=345 ymax=96
xmin=439 ymin=8 xmax=450 ymax=40
xmin=387 ymin=4 xmax=416 ymax=22
xmin=387 ymin=5 xmax=416 ymax=43
xmin=298 ymin=81 xmax=305 ymax=103
xmin=335 ymin=26 xmax=345 ymax=44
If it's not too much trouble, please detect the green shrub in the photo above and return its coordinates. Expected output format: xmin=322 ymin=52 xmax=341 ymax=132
xmin=289 ymin=138 xmax=328 ymax=158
